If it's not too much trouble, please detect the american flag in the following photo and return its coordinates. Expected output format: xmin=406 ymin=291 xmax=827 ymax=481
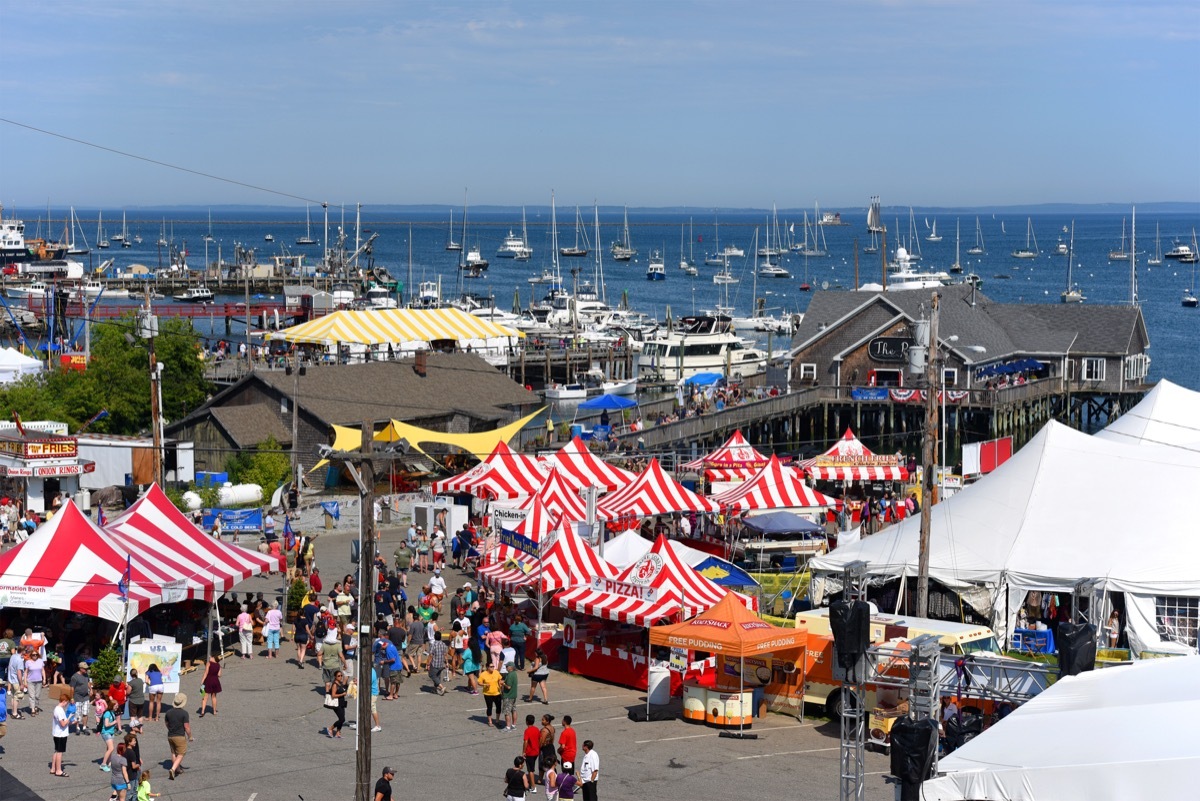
xmin=117 ymin=555 xmax=131 ymax=600
xmin=97 ymin=506 xmax=108 ymax=527
xmin=283 ymin=515 xmax=296 ymax=550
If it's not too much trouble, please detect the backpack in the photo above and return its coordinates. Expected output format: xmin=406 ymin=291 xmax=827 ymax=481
xmin=313 ymin=618 xmax=328 ymax=640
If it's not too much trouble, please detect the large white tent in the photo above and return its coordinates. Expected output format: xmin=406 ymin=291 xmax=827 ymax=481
xmin=0 ymin=346 xmax=41 ymax=384
xmin=811 ymin=420 xmax=1200 ymax=653
xmin=1096 ymin=379 xmax=1200 ymax=448
xmin=922 ymin=656 xmax=1200 ymax=801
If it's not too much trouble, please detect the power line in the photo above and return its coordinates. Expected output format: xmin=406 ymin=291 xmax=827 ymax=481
xmin=0 ymin=117 xmax=321 ymax=206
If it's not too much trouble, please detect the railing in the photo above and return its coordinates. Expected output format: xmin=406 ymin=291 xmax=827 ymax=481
xmin=637 ymin=385 xmax=834 ymax=449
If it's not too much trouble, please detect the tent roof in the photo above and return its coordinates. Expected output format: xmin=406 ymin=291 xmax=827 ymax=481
xmin=104 ymin=484 xmax=283 ymax=602
xmin=516 ymin=470 xmax=588 ymax=522
xmin=476 ymin=521 xmax=620 ymax=596
xmin=269 ymin=307 xmax=523 ymax=346
xmin=681 ymin=430 xmax=772 ymax=481
xmin=0 ymin=346 xmax=41 ymax=368
xmin=1096 ymin=379 xmax=1200 ymax=448
xmin=922 ymin=656 xmax=1200 ymax=801
xmin=430 ymin=439 xmax=550 ymax=499
xmin=684 ymin=372 xmax=723 ymax=386
xmin=0 ymin=501 xmax=161 ymax=622
xmin=558 ymin=533 xmax=746 ymax=626
xmin=741 ymin=510 xmax=825 ymax=536
xmin=597 ymin=530 xmax=757 ymax=587
xmin=596 ymin=458 xmax=720 ymax=520
xmin=798 ymin=427 xmax=908 ymax=482
xmin=711 ymin=454 xmax=841 ymax=513
xmin=375 ymin=406 xmax=546 ymax=459
xmin=650 ymin=593 xmax=804 ymax=656
xmin=545 ymin=437 xmax=636 ymax=493
xmin=578 ymin=393 xmax=638 ymax=410
xmin=811 ymin=420 xmax=1200 ymax=592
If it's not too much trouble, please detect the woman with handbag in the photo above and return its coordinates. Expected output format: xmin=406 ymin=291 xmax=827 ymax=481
xmin=323 ymin=670 xmax=348 ymax=739
xmin=197 ymin=657 xmax=222 ymax=717
xmin=526 ymin=649 xmax=551 ymax=704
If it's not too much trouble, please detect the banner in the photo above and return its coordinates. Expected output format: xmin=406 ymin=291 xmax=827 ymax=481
xmin=498 ymin=527 xmax=539 ymax=556
xmin=850 ymin=388 xmax=888 ymax=401
xmin=203 ymin=508 xmax=263 ymax=533
xmin=127 ymin=639 xmax=183 ymax=693
xmin=562 ymin=617 xmax=577 ymax=650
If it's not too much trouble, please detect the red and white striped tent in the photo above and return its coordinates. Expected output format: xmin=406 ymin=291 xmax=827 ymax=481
xmin=597 ymin=458 xmax=720 ymax=523
xmin=431 ymin=440 xmax=549 ymax=500
xmin=104 ymin=484 xmax=284 ymax=601
xmin=545 ymin=437 xmax=636 ymax=493
xmin=557 ymin=533 xmax=753 ymax=626
xmin=476 ymin=520 xmax=619 ymax=596
xmin=798 ymin=428 xmax=910 ymax=482
xmin=711 ymin=454 xmax=842 ymax=513
xmin=516 ymin=469 xmax=589 ymax=523
xmin=0 ymin=501 xmax=162 ymax=622
xmin=476 ymin=496 xmax=559 ymax=590
xmin=681 ymin=430 xmax=773 ymax=482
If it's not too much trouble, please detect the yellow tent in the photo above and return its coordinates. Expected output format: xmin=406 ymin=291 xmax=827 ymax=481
xmin=269 ymin=307 xmax=523 ymax=346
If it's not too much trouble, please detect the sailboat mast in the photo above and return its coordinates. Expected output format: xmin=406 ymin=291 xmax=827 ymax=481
xmin=593 ymin=202 xmax=605 ymax=305
xmin=1130 ymin=206 xmax=1139 ymax=305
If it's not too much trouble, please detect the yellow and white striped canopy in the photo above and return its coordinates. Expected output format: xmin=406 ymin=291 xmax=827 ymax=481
xmin=269 ymin=307 xmax=523 ymax=346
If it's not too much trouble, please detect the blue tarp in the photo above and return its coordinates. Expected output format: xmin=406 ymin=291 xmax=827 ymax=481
xmin=320 ymin=501 xmax=341 ymax=521
xmin=692 ymin=555 xmax=759 ymax=588
xmin=741 ymin=511 xmax=824 ymax=536
xmin=684 ymin=372 xmax=724 ymax=386
xmin=579 ymin=393 xmax=638 ymax=410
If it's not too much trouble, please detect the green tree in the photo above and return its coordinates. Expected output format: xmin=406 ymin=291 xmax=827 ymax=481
xmin=226 ymin=436 xmax=290 ymax=496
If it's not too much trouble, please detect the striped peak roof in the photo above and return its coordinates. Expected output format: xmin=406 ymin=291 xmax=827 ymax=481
xmin=546 ymin=437 xmax=636 ymax=493
xmin=597 ymin=458 xmax=720 ymax=522
xmin=711 ymin=454 xmax=841 ymax=513
xmin=431 ymin=440 xmax=549 ymax=499
xmin=269 ymin=307 xmax=522 ymax=346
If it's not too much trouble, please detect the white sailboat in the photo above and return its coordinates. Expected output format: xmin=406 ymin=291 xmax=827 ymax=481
xmin=967 ymin=216 xmax=985 ymax=255
xmin=96 ymin=211 xmax=110 ymax=249
xmin=1060 ymin=221 xmax=1085 ymax=303
xmin=610 ymin=206 xmax=636 ymax=261
xmin=1182 ymin=229 xmax=1198 ymax=308
xmin=560 ymin=206 xmax=590 ymax=258
xmin=796 ymin=209 xmax=828 ymax=257
xmin=864 ymin=228 xmax=880 ymax=254
xmin=678 ymin=223 xmax=697 ymax=275
xmin=1010 ymin=217 xmax=1039 ymax=259
xmin=950 ymin=218 xmax=963 ymax=274
xmin=515 ymin=208 xmax=532 ymax=261
xmin=704 ymin=214 xmax=727 ymax=266
xmin=445 ymin=207 xmax=461 ymax=252
xmin=66 ymin=207 xmax=90 ymax=255
xmin=906 ymin=208 xmax=924 ymax=261
xmin=1108 ymin=217 xmax=1129 ymax=261
xmin=111 ymin=210 xmax=126 ymax=242
xmin=925 ymin=217 xmax=942 ymax=242
xmin=296 ymin=204 xmax=317 ymax=246
xmin=1147 ymin=223 xmax=1163 ymax=266
xmin=120 ymin=211 xmax=132 ymax=248
xmin=202 ymin=209 xmax=215 ymax=243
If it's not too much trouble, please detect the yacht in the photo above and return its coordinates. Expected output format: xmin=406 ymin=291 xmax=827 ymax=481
xmin=264 ymin=233 xmax=275 ymax=242
xmin=496 ymin=218 xmax=530 ymax=259
xmin=173 ymin=285 xmax=215 ymax=303
xmin=365 ymin=285 xmax=398 ymax=309
xmin=646 ymin=250 xmax=666 ymax=281
xmin=330 ymin=283 xmax=356 ymax=307
xmin=637 ymin=315 xmax=767 ymax=383
xmin=757 ymin=262 xmax=790 ymax=279
xmin=1165 ymin=241 xmax=1196 ymax=262
xmin=527 ymin=268 xmax=560 ymax=285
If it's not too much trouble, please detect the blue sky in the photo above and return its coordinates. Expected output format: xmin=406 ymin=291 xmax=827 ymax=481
xmin=1 ymin=1 xmax=1197 ymax=209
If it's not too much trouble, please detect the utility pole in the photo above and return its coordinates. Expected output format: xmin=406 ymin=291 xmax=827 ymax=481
xmin=354 ymin=422 xmax=376 ymax=801
xmin=916 ymin=291 xmax=939 ymax=618
xmin=144 ymin=286 xmax=164 ymax=486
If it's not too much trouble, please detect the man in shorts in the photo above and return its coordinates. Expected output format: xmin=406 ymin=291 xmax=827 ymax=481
xmin=68 ymin=662 xmax=91 ymax=734
xmin=426 ymin=631 xmax=448 ymax=696
xmin=500 ymin=661 xmax=519 ymax=731
xmin=404 ymin=609 xmax=425 ymax=675
xmin=164 ymin=693 xmax=193 ymax=780
xmin=522 ymin=714 xmax=540 ymax=790
xmin=5 ymin=647 xmax=24 ymax=720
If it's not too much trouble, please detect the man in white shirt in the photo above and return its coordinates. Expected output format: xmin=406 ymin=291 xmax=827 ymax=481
xmin=579 ymin=739 xmax=600 ymax=800
xmin=429 ymin=569 xmax=447 ymax=613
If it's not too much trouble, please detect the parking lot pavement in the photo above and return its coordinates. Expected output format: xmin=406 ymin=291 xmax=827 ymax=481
xmin=0 ymin=515 xmax=894 ymax=800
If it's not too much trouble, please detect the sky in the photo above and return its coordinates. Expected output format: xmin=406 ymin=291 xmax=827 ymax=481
xmin=1 ymin=1 xmax=1197 ymax=210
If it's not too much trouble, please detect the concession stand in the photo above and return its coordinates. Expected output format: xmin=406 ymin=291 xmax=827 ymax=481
xmin=0 ymin=424 xmax=95 ymax=513
xmin=680 ymin=430 xmax=773 ymax=494
xmin=651 ymin=593 xmax=806 ymax=732
xmin=797 ymin=428 xmax=909 ymax=524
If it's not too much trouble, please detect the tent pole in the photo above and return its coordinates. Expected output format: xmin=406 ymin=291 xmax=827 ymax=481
xmin=645 ymin=627 xmax=651 ymax=721
xmin=739 ymin=654 xmax=745 ymax=736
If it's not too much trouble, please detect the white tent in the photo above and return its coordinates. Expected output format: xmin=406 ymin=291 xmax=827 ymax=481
xmin=1096 ymin=379 xmax=1200 ymax=448
xmin=811 ymin=420 xmax=1200 ymax=652
xmin=922 ymin=656 xmax=1200 ymax=801
xmin=598 ymin=529 xmax=717 ymax=570
xmin=0 ymin=346 xmax=42 ymax=384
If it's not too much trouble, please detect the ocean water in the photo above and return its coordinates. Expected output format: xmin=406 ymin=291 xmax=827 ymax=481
xmin=30 ymin=208 xmax=1200 ymax=390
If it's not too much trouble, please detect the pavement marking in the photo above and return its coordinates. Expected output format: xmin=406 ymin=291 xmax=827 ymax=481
xmin=737 ymin=746 xmax=839 ymax=760
xmin=467 ymin=693 xmax=627 ymax=713
xmin=632 ymin=721 xmax=811 ymax=745
xmin=248 ymin=794 xmax=258 ymax=801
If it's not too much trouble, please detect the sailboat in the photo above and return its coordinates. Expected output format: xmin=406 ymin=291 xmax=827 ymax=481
xmin=704 ymin=214 xmax=727 ymax=266
xmin=864 ymin=228 xmax=880 ymax=254
xmin=905 ymin=208 xmax=924 ymax=261
xmin=202 ymin=210 xmax=215 ymax=243
xmin=610 ymin=206 xmax=636 ymax=261
xmin=949 ymin=218 xmax=963 ymax=274
xmin=560 ymin=206 xmax=591 ymax=257
xmin=678 ymin=223 xmax=697 ymax=275
xmin=110 ymin=210 xmax=126 ymax=243
xmin=1147 ymin=223 xmax=1163 ymax=266
xmin=444 ymin=207 xmax=461 ymax=252
xmin=461 ymin=191 xmax=488 ymax=273
xmin=925 ymin=217 xmax=942 ymax=242
xmin=796 ymin=209 xmax=829 ymax=257
xmin=1183 ymin=229 xmax=1199 ymax=308
xmin=296 ymin=204 xmax=317 ymax=246
xmin=96 ymin=211 xmax=110 ymax=249
xmin=1108 ymin=217 xmax=1129 ymax=261
xmin=157 ymin=218 xmax=169 ymax=248
xmin=757 ymin=204 xmax=785 ymax=257
xmin=66 ymin=207 xmax=90 ymax=255
xmin=514 ymin=208 xmax=532 ymax=261
xmin=867 ymin=196 xmax=885 ymax=234
xmin=1060 ymin=221 xmax=1085 ymax=303
xmin=120 ymin=211 xmax=132 ymax=248
xmin=1011 ymin=217 xmax=1039 ymax=259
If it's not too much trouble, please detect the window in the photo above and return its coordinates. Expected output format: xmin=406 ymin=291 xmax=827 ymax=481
xmin=281 ymin=397 xmax=289 ymax=415
xmin=799 ymin=363 xmax=817 ymax=381
xmin=1065 ymin=358 xmax=1075 ymax=380
xmin=870 ymin=369 xmax=903 ymax=387
xmin=1124 ymin=353 xmax=1150 ymax=381
xmin=1082 ymin=357 xmax=1106 ymax=382
xmin=942 ymin=368 xmax=958 ymax=387
xmin=1155 ymin=596 xmax=1199 ymax=648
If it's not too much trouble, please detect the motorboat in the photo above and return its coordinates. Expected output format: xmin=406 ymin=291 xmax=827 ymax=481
xmin=365 ymin=285 xmax=397 ymax=309
xmin=545 ymin=382 xmax=588 ymax=400
xmin=601 ymin=377 xmax=638 ymax=396
xmin=757 ymin=262 xmax=790 ymax=278
xmin=5 ymin=281 xmax=49 ymax=299
xmin=1166 ymin=241 xmax=1196 ymax=261
xmin=72 ymin=279 xmax=130 ymax=300
xmin=646 ymin=250 xmax=666 ymax=281
xmin=638 ymin=315 xmax=767 ymax=382
xmin=264 ymin=233 xmax=274 ymax=242
xmin=527 ymin=268 xmax=560 ymax=285
xmin=713 ymin=268 xmax=739 ymax=285
xmin=173 ymin=285 xmax=215 ymax=303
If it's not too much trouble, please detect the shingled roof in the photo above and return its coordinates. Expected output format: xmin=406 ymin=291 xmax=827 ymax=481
xmin=209 ymin=405 xmax=293 ymax=449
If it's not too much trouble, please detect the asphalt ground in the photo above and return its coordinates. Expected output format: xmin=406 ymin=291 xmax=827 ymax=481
xmin=0 ymin=511 xmax=894 ymax=801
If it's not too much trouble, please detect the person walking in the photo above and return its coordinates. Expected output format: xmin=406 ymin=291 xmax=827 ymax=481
xmin=321 ymin=628 xmax=346 ymax=693
xmin=21 ymin=647 xmax=45 ymax=716
xmin=5 ymin=645 xmax=24 ymax=720
xmin=479 ymin=662 xmax=503 ymax=728
xmin=109 ymin=741 xmax=131 ymax=801
xmin=526 ymin=648 xmax=551 ymax=704
xmin=324 ymin=670 xmax=348 ymax=738
xmin=127 ymin=669 xmax=146 ymax=727
xmin=578 ymin=740 xmax=600 ymax=801
xmin=508 ymin=615 xmax=531 ymax=670
xmin=99 ymin=688 xmax=120 ymax=771
xmin=236 ymin=605 xmax=255 ymax=659
xmin=373 ymin=766 xmax=396 ymax=801
xmin=264 ymin=601 xmax=283 ymax=659
xmin=198 ymin=656 xmax=222 ymax=716
xmin=368 ymin=667 xmax=382 ymax=733
xmin=164 ymin=694 xmax=192 ymax=780
xmin=295 ymin=598 xmax=316 ymax=668
xmin=500 ymin=661 xmax=519 ymax=731
xmin=426 ymin=631 xmax=449 ymax=696
xmin=342 ymin=623 xmax=358 ymax=685
xmin=122 ymin=731 xmax=143 ymax=785
xmin=504 ymin=756 xmax=530 ymax=801
xmin=145 ymin=665 xmax=164 ymax=723
xmin=50 ymin=690 xmax=71 ymax=777
xmin=68 ymin=661 xmax=91 ymax=734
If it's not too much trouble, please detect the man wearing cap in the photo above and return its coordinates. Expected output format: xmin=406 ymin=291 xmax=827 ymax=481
xmin=429 ymin=569 xmax=447 ymax=613
xmin=164 ymin=693 xmax=193 ymax=780
xmin=68 ymin=661 xmax=91 ymax=734
xmin=374 ymin=765 xmax=395 ymax=801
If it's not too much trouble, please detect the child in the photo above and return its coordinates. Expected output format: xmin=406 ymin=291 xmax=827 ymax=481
xmin=93 ymin=690 xmax=108 ymax=733
xmin=137 ymin=770 xmax=161 ymax=800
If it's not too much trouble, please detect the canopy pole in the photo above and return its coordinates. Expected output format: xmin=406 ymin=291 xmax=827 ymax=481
xmin=645 ymin=627 xmax=651 ymax=721
xmin=739 ymin=654 xmax=745 ymax=736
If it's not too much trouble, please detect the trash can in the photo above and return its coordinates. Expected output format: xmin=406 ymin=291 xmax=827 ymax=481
xmin=647 ymin=666 xmax=671 ymax=705
xmin=382 ymin=504 xmax=392 ymax=524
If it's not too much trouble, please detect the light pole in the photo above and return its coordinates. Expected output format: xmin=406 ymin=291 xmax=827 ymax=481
xmin=941 ymin=337 xmax=986 ymax=497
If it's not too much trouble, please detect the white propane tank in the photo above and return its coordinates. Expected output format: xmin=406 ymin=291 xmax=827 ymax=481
xmin=181 ymin=491 xmax=203 ymax=511
xmin=218 ymin=483 xmax=263 ymax=506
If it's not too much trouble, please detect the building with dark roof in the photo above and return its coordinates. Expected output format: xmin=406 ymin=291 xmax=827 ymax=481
xmin=166 ymin=351 xmax=541 ymax=474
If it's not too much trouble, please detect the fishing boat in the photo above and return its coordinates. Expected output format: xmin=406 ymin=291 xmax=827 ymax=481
xmin=560 ymin=206 xmax=590 ymax=257
xmin=1108 ymin=217 xmax=1129 ymax=261
xmin=96 ymin=211 xmax=110 ymax=249
xmin=173 ymin=285 xmax=215 ymax=303
xmin=5 ymin=281 xmax=49 ymax=299
xmin=1147 ymin=223 xmax=1163 ymax=266
xmin=925 ymin=217 xmax=942 ymax=242
xmin=71 ymin=279 xmax=131 ymax=301
xmin=1010 ymin=217 xmax=1039 ymax=259
xmin=646 ymin=250 xmax=666 ymax=281
xmin=967 ymin=216 xmax=985 ymax=255
xmin=1060 ymin=221 xmax=1085 ymax=304
xmin=264 ymin=233 xmax=274 ymax=242
xmin=610 ymin=206 xmax=636 ymax=261
xmin=1183 ymin=230 xmax=1199 ymax=308
xmin=296 ymin=204 xmax=317 ymax=246
xmin=866 ymin=196 xmax=885 ymax=234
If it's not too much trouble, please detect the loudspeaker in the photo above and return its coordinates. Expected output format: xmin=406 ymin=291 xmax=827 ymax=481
xmin=830 ymin=599 xmax=871 ymax=669
xmin=1057 ymin=622 xmax=1097 ymax=677
xmin=889 ymin=717 xmax=938 ymax=801
xmin=628 ymin=707 xmax=676 ymax=722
